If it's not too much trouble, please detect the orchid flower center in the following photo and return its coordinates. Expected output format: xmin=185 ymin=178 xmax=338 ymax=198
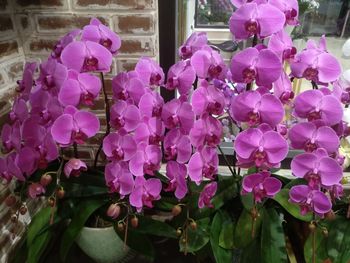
xmin=180 ymin=46 xmax=192 ymax=58
xmin=84 ymin=57 xmax=99 ymax=71
xmin=112 ymin=146 xmax=124 ymax=161
xmin=307 ymin=110 xmax=322 ymax=122
xmin=303 ymin=67 xmax=318 ymax=81
xmin=150 ymin=73 xmax=162 ymax=85
xmin=72 ymin=130 xmax=88 ymax=145
xmin=167 ymin=77 xmax=179 ymax=89
xmin=110 ymin=115 xmax=125 ymax=130
xmin=149 ymin=134 xmax=162 ymax=145
xmin=202 ymin=164 xmax=216 ymax=179
xmin=207 ymin=101 xmax=222 ymax=115
xmin=117 ymin=90 xmax=128 ymax=100
xmin=143 ymin=161 xmax=157 ymax=175
xmin=167 ymin=115 xmax=180 ymax=129
xmin=100 ymin=38 xmax=112 ymax=49
xmin=280 ymin=91 xmax=294 ymax=103
xmin=208 ymin=65 xmax=222 ymax=79
xmin=304 ymin=140 xmax=317 ymax=152
xmin=205 ymin=133 xmax=220 ymax=146
xmin=283 ymin=47 xmax=297 ymax=60
xmin=165 ymin=145 xmax=177 ymax=160
xmin=305 ymin=172 xmax=321 ymax=189
xmin=38 ymin=156 xmax=48 ymax=170
xmin=152 ymin=105 xmax=162 ymax=117
xmin=247 ymin=111 xmax=260 ymax=126
xmin=244 ymin=20 xmax=259 ymax=35
xmin=253 ymin=183 xmax=266 ymax=203
xmin=254 ymin=150 xmax=267 ymax=167
xmin=43 ymin=75 xmax=55 ymax=89
xmin=242 ymin=68 xmax=256 ymax=83
xmin=81 ymin=93 xmax=95 ymax=106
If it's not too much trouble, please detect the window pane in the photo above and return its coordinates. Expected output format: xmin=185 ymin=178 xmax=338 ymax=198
xmin=195 ymin=0 xmax=235 ymax=28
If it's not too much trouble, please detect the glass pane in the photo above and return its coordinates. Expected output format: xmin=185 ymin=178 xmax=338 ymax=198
xmin=195 ymin=0 xmax=235 ymax=28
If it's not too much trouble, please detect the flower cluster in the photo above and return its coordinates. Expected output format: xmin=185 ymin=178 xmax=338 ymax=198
xmin=1 ymin=18 xmax=119 ymax=196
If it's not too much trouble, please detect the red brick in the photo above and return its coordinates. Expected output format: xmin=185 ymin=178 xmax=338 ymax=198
xmin=73 ymin=0 xmax=155 ymax=10
xmin=16 ymin=0 xmax=64 ymax=7
xmin=28 ymin=38 xmax=55 ymax=53
xmin=119 ymin=37 xmax=155 ymax=56
xmin=116 ymin=59 xmax=138 ymax=72
xmin=36 ymin=15 xmax=108 ymax=32
xmin=0 ymin=16 xmax=14 ymax=33
xmin=0 ymin=40 xmax=18 ymax=57
xmin=116 ymin=14 xmax=154 ymax=34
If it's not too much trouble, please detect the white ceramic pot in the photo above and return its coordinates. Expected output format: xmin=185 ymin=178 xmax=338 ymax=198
xmin=76 ymin=226 xmax=129 ymax=263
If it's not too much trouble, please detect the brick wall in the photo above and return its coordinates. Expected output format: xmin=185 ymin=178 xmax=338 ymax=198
xmin=0 ymin=0 xmax=159 ymax=261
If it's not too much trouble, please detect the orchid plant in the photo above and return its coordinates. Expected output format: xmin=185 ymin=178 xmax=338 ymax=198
xmin=2 ymin=1 xmax=350 ymax=263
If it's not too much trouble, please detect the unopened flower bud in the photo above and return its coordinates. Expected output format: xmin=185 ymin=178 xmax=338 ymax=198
xmin=325 ymin=210 xmax=336 ymax=221
xmin=176 ymin=228 xmax=182 ymax=237
xmin=309 ymin=222 xmax=316 ymax=232
xmin=322 ymin=228 xmax=328 ymax=237
xmin=172 ymin=205 xmax=182 ymax=216
xmin=19 ymin=205 xmax=27 ymax=215
xmin=40 ymin=174 xmax=52 ymax=186
xmin=107 ymin=204 xmax=120 ymax=219
xmin=131 ymin=216 xmax=139 ymax=228
xmin=190 ymin=221 xmax=197 ymax=230
xmin=48 ymin=197 xmax=55 ymax=207
xmin=5 ymin=196 xmax=16 ymax=207
xmin=117 ymin=222 xmax=125 ymax=232
xmin=56 ymin=188 xmax=65 ymax=199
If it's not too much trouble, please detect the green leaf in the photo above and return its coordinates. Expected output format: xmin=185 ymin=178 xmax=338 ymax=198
xmin=240 ymin=238 xmax=261 ymax=263
xmin=115 ymin=227 xmax=155 ymax=262
xmin=211 ymin=211 xmax=233 ymax=263
xmin=27 ymin=207 xmax=52 ymax=246
xmin=60 ymin=199 xmax=107 ymax=261
xmin=28 ymin=230 xmax=52 ymax=263
xmin=260 ymin=208 xmax=287 ymax=263
xmin=133 ymin=216 xmax=177 ymax=238
xmin=273 ymin=189 xmax=312 ymax=222
xmin=304 ymin=228 xmax=328 ymax=263
xmin=284 ymin=178 xmax=307 ymax=189
xmin=179 ymin=218 xmax=210 ymax=253
xmin=241 ymin=192 xmax=254 ymax=211
xmin=234 ymin=208 xmax=262 ymax=248
xmin=326 ymin=218 xmax=350 ymax=263
xmin=219 ymin=218 xmax=235 ymax=249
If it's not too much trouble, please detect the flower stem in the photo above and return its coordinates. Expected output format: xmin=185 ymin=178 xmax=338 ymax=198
xmin=50 ymin=149 xmax=64 ymax=225
xmin=124 ymin=215 xmax=129 ymax=251
xmin=73 ymin=142 xmax=78 ymax=158
xmin=217 ymin=145 xmax=236 ymax=177
xmin=93 ymin=73 xmax=111 ymax=168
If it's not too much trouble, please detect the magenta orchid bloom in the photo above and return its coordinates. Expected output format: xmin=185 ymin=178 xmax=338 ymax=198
xmin=163 ymin=128 xmax=192 ymax=163
xmin=51 ymin=29 xmax=81 ymax=60
xmin=0 ymin=153 xmax=25 ymax=183
xmin=28 ymin=183 xmax=46 ymax=199
xmin=16 ymin=146 xmax=40 ymax=177
xmin=38 ymin=58 xmax=68 ymax=93
xmin=165 ymin=161 xmax=188 ymax=200
xmin=112 ymin=71 xmax=146 ymax=104
xmin=291 ymin=36 xmax=341 ymax=83
xmin=269 ymin=0 xmax=299 ymax=26
xmin=1 ymin=121 xmax=21 ymax=153
xmin=161 ymin=99 xmax=194 ymax=134
xmin=230 ymin=90 xmax=284 ymax=127
xmin=30 ymin=90 xmax=63 ymax=126
xmin=138 ymin=91 xmax=164 ymax=118
xmin=188 ymin=146 xmax=218 ymax=185
xmin=289 ymin=185 xmax=332 ymax=217
xmin=135 ymin=57 xmax=165 ymax=87
xmin=268 ymin=30 xmax=297 ymax=61
xmin=51 ymin=105 xmax=100 ymax=146
xmin=129 ymin=176 xmax=162 ymax=212
xmin=178 ymin=32 xmax=208 ymax=59
xmin=192 ymin=80 xmax=225 ymax=116
xmin=289 ymin=122 xmax=339 ymax=153
xmin=229 ymin=2 xmax=285 ymax=40
xmin=103 ymin=132 xmax=137 ymax=161
xmin=234 ymin=128 xmax=288 ymax=168
xmin=165 ymin=60 xmax=196 ymax=95
xmin=242 ymin=171 xmax=282 ymax=203
xmin=291 ymin=148 xmax=343 ymax=189
xmin=230 ymin=47 xmax=282 ymax=86
xmin=82 ymin=18 xmax=121 ymax=54
xmin=64 ymin=158 xmax=87 ymax=178
xmin=129 ymin=143 xmax=162 ymax=176
xmin=134 ymin=117 xmax=165 ymax=145
xmin=110 ymin=100 xmax=141 ymax=132
xmin=9 ymin=98 xmax=28 ymax=124
xmin=198 ymin=182 xmax=217 ymax=209
xmin=61 ymin=40 xmax=112 ymax=72
xmin=190 ymin=47 xmax=227 ymax=80
xmin=104 ymin=161 xmax=134 ymax=196
xmin=16 ymin=62 xmax=37 ymax=100
xmin=59 ymin=70 xmax=101 ymax=107
xmin=293 ymin=89 xmax=343 ymax=126
xmin=273 ymin=72 xmax=294 ymax=104
xmin=230 ymin=0 xmax=266 ymax=8
xmin=189 ymin=114 xmax=222 ymax=148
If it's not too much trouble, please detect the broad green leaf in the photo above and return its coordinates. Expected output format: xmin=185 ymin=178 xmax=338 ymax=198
xmin=133 ymin=216 xmax=177 ymax=238
xmin=240 ymin=238 xmax=261 ymax=263
xmin=60 ymin=199 xmax=107 ymax=261
xmin=28 ymin=230 xmax=52 ymax=263
xmin=179 ymin=217 xmax=210 ymax=253
xmin=327 ymin=218 xmax=350 ymax=263
xmin=273 ymin=189 xmax=312 ymax=222
xmin=241 ymin=192 xmax=254 ymax=211
xmin=27 ymin=207 xmax=53 ymax=246
xmin=304 ymin=228 xmax=328 ymax=263
xmin=284 ymin=178 xmax=307 ymax=189
xmin=234 ymin=208 xmax=262 ymax=248
xmin=211 ymin=211 xmax=233 ymax=263
xmin=261 ymin=208 xmax=287 ymax=263
xmin=115 ymin=227 xmax=154 ymax=262
xmin=219 ymin=218 xmax=235 ymax=249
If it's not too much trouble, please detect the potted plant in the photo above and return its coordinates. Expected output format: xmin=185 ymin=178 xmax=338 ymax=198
xmin=3 ymin=1 xmax=350 ymax=262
